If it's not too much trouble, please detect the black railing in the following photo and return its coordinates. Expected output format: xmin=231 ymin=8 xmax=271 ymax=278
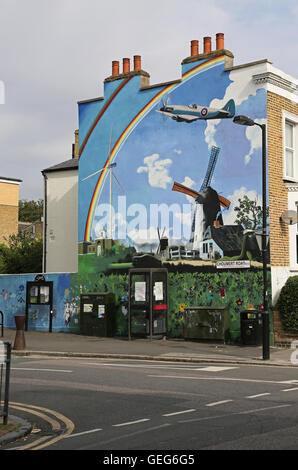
xmin=0 ymin=342 xmax=11 ymax=425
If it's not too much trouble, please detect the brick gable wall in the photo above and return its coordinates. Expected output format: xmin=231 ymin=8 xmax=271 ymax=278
xmin=267 ymin=91 xmax=298 ymax=266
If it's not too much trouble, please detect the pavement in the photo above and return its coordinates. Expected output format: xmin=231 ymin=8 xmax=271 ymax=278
xmin=0 ymin=328 xmax=297 ymax=446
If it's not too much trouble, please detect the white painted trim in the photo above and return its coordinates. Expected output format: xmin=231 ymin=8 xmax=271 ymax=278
xmin=0 ymin=179 xmax=21 ymax=185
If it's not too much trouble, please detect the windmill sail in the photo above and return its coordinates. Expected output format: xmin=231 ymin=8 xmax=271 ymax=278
xmin=199 ymin=146 xmax=220 ymax=192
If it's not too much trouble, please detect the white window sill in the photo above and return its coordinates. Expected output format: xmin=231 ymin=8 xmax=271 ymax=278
xmin=284 ymin=177 xmax=298 ymax=184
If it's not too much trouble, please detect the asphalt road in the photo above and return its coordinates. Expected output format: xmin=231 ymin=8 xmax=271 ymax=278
xmin=3 ymin=356 xmax=298 ymax=452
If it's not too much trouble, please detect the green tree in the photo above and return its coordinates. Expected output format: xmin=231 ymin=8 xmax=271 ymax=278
xmin=234 ymin=195 xmax=269 ymax=230
xmin=19 ymin=199 xmax=43 ymax=222
xmin=0 ymin=232 xmax=43 ymax=274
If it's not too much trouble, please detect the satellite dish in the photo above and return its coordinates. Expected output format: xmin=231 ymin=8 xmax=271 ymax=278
xmin=280 ymin=210 xmax=298 ymax=225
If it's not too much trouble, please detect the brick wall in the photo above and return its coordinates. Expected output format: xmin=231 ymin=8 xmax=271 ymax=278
xmin=0 ymin=180 xmax=20 ymax=245
xmin=0 ymin=204 xmax=18 ymax=244
xmin=267 ymin=91 xmax=298 ymax=266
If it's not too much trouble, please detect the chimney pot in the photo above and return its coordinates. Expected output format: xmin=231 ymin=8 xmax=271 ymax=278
xmin=123 ymin=58 xmax=130 ymax=74
xmin=203 ymin=36 xmax=212 ymax=53
xmin=112 ymin=60 xmax=119 ymax=76
xmin=190 ymin=40 xmax=199 ymax=56
xmin=134 ymin=55 xmax=141 ymax=71
xmin=216 ymin=33 xmax=224 ymax=50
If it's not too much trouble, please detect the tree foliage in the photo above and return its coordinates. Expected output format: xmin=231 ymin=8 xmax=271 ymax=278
xmin=0 ymin=232 xmax=43 ymax=274
xmin=234 ymin=195 xmax=269 ymax=230
xmin=19 ymin=199 xmax=43 ymax=222
xmin=276 ymin=276 xmax=298 ymax=332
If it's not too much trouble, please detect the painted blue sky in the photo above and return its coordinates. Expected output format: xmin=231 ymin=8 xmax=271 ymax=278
xmin=91 ymin=61 xmax=267 ymax=245
xmin=0 ymin=0 xmax=296 ymax=199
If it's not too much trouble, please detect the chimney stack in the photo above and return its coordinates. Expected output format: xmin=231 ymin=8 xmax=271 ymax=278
xmin=182 ymin=33 xmax=233 ymax=68
xmin=190 ymin=40 xmax=199 ymax=56
xmin=216 ymin=33 xmax=224 ymax=50
xmin=112 ymin=60 xmax=120 ymax=76
xmin=123 ymin=58 xmax=130 ymax=74
xmin=134 ymin=55 xmax=141 ymax=71
xmin=203 ymin=36 xmax=212 ymax=53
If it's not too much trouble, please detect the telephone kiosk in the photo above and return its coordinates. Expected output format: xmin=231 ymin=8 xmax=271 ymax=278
xmin=25 ymin=275 xmax=54 ymax=332
xmin=128 ymin=267 xmax=168 ymax=340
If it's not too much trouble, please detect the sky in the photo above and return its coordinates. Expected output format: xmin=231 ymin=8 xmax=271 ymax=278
xmin=0 ymin=0 xmax=297 ymax=201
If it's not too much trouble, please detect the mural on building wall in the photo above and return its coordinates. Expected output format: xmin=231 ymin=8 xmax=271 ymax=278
xmin=0 ymin=44 xmax=273 ymax=343
xmin=78 ymin=52 xmax=268 ymax=274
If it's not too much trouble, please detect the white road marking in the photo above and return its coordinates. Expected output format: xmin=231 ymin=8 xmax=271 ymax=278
xmin=162 ymin=409 xmax=196 ymax=417
xmin=281 ymin=387 xmax=298 ymax=392
xmin=147 ymin=374 xmax=291 ymax=386
xmin=12 ymin=368 xmax=72 ymax=373
xmin=99 ymin=363 xmax=209 ymax=371
xmin=246 ymin=393 xmax=271 ymax=399
xmin=206 ymin=400 xmax=233 ymax=407
xmin=64 ymin=428 xmax=103 ymax=439
xmin=239 ymin=404 xmax=291 ymax=414
xmin=195 ymin=366 xmax=238 ymax=372
xmin=112 ymin=418 xmax=150 ymax=427
xmin=279 ymin=380 xmax=298 ymax=384
xmin=178 ymin=404 xmax=292 ymax=424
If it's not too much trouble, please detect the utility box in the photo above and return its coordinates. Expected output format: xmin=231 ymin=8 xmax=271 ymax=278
xmin=184 ymin=306 xmax=230 ymax=343
xmin=80 ymin=292 xmax=116 ymax=337
xmin=240 ymin=310 xmax=263 ymax=345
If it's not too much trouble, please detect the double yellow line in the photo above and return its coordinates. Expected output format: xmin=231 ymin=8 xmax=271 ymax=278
xmin=8 ymin=402 xmax=75 ymax=450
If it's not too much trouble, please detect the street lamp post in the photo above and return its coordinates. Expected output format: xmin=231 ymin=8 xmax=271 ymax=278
xmin=233 ymin=115 xmax=270 ymax=360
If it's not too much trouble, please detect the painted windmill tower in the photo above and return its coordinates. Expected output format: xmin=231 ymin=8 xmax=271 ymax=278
xmin=172 ymin=146 xmax=230 ymax=252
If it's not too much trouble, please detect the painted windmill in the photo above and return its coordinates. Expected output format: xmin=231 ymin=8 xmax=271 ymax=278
xmin=172 ymin=146 xmax=230 ymax=250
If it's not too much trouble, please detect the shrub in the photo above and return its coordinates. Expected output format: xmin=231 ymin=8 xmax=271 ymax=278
xmin=276 ymin=276 xmax=298 ymax=332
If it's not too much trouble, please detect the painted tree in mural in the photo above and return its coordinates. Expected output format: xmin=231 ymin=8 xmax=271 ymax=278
xmin=234 ymin=195 xmax=269 ymax=230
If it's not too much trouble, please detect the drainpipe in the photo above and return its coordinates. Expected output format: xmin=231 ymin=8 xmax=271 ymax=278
xmin=42 ymin=171 xmax=48 ymax=273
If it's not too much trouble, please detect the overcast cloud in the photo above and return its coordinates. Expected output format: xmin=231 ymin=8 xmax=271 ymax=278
xmin=0 ymin=0 xmax=297 ymax=200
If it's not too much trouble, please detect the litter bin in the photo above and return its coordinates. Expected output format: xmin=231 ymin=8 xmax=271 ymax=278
xmin=240 ymin=310 xmax=263 ymax=345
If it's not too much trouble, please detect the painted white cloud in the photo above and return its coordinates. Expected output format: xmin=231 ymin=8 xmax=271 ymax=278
xmin=244 ymin=118 xmax=266 ymax=164
xmin=223 ymin=186 xmax=261 ymax=225
xmin=137 ymin=153 xmax=173 ymax=189
xmin=204 ymin=67 xmax=265 ymax=150
xmin=173 ymin=148 xmax=182 ymax=155
xmin=128 ymin=226 xmax=159 ymax=245
xmin=181 ymin=176 xmax=196 ymax=202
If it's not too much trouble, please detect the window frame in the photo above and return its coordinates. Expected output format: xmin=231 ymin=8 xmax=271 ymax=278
xmin=283 ymin=111 xmax=298 ymax=182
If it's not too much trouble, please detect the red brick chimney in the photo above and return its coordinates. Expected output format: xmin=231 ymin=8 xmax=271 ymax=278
xmin=123 ymin=58 xmax=130 ymax=74
xmin=134 ymin=55 xmax=141 ymax=71
xmin=112 ymin=60 xmax=119 ymax=76
xmin=216 ymin=33 xmax=224 ymax=50
xmin=190 ymin=40 xmax=199 ymax=56
xmin=182 ymin=33 xmax=234 ymax=69
xmin=203 ymin=36 xmax=212 ymax=53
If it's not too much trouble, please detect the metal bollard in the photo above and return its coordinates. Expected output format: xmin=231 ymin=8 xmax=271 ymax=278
xmin=3 ymin=342 xmax=11 ymax=425
xmin=0 ymin=341 xmax=11 ymax=425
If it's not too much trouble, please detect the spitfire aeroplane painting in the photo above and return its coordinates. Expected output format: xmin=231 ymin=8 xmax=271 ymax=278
xmin=156 ymin=98 xmax=235 ymax=123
